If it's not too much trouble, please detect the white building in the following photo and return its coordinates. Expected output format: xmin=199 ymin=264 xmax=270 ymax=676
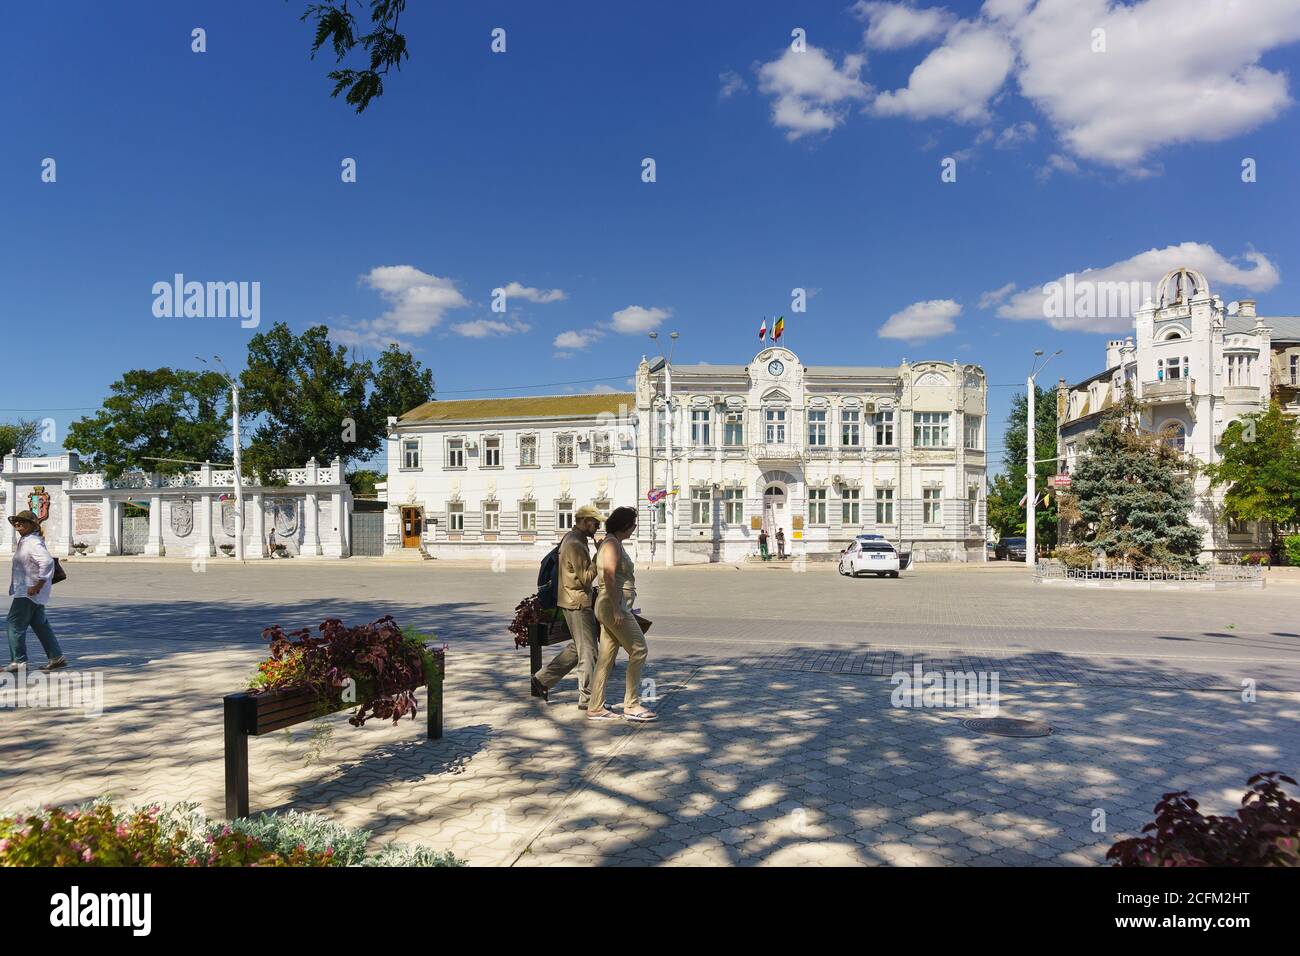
xmin=0 ymin=452 xmax=351 ymax=559
xmin=386 ymin=347 xmax=989 ymax=563
xmin=1058 ymin=267 xmax=1300 ymax=557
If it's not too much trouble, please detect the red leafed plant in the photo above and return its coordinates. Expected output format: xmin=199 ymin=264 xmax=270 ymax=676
xmin=255 ymin=616 xmax=441 ymax=727
xmin=1107 ymin=772 xmax=1300 ymax=867
xmin=509 ymin=594 xmax=560 ymax=648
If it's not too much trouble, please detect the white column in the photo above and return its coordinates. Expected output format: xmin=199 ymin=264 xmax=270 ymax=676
xmin=60 ymin=481 xmax=76 ymax=557
xmin=98 ymin=495 xmax=114 ymax=555
xmin=198 ymin=495 xmax=214 ymax=556
xmin=322 ymin=492 xmax=345 ymax=558
xmin=144 ymin=494 xmax=164 ymax=556
xmin=0 ymin=476 xmax=16 ymax=554
xmin=250 ymin=492 xmax=266 ymax=558
xmin=304 ymin=458 xmax=321 ymax=556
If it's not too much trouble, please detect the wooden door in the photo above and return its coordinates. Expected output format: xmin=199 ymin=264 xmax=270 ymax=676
xmin=401 ymin=507 xmax=423 ymax=548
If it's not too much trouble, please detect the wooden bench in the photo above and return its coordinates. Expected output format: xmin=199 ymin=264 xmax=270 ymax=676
xmin=223 ymin=654 xmax=444 ymax=819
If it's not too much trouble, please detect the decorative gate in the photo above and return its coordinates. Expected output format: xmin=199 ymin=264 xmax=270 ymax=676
xmin=120 ymin=516 xmax=148 ymax=555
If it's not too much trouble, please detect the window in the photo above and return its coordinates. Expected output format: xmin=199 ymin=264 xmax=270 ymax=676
xmin=483 ymin=436 xmax=501 ymax=467
xmin=964 ymin=416 xmax=982 ymax=450
xmin=724 ymin=412 xmax=744 ymax=446
xmin=968 ymin=485 xmax=979 ymax=524
xmin=874 ymin=410 xmax=895 ymax=447
xmin=483 ymin=501 xmax=500 ymax=532
xmin=841 ymin=488 xmax=860 ymax=525
xmin=875 ymin=488 xmax=893 ymax=525
xmin=519 ymin=501 xmax=536 ymax=532
xmin=519 ymin=434 xmax=537 ymax=467
xmin=446 ymin=439 xmax=465 ymax=469
xmin=591 ymin=431 xmax=612 ymax=465
xmin=723 ymin=488 xmax=743 ymax=524
xmin=692 ymin=486 xmax=712 ymax=525
xmin=556 ymin=434 xmax=575 ymax=466
xmin=1227 ymin=354 xmax=1255 ymax=387
xmin=655 ymin=406 xmax=673 ymax=447
xmin=447 ymin=502 xmax=464 ymax=532
xmin=765 ymin=408 xmax=786 ymax=443
xmin=556 ymin=500 xmax=574 ymax=531
xmin=808 ymin=487 xmax=827 ymax=525
xmin=841 ymin=408 xmax=861 ymax=447
xmin=1161 ymin=421 xmax=1186 ymax=452
xmin=691 ymin=409 xmax=711 ymax=446
xmin=923 ymin=488 xmax=943 ymax=524
xmin=1291 ymin=355 xmax=1299 ymax=386
xmin=1166 ymin=356 xmax=1183 ymax=380
xmin=593 ymin=498 xmax=611 ymax=517
xmin=807 ymin=409 xmax=827 ymax=447
xmin=402 ymin=439 xmax=420 ymax=469
xmin=914 ymin=412 xmax=951 ymax=448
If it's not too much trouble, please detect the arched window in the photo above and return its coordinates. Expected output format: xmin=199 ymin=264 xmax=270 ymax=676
xmin=1161 ymin=421 xmax=1186 ymax=453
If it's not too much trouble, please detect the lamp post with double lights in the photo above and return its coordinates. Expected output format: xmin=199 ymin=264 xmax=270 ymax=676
xmin=647 ymin=330 xmax=680 ymax=566
xmin=198 ymin=355 xmax=245 ymax=562
xmin=1026 ymin=348 xmax=1062 ymax=568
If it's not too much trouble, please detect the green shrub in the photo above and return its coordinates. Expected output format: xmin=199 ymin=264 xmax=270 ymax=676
xmin=1284 ymin=535 xmax=1300 ymax=568
xmin=1053 ymin=545 xmax=1096 ymax=571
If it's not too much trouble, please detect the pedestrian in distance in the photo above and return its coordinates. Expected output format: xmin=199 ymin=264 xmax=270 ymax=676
xmin=587 ymin=507 xmax=656 ymax=723
xmin=758 ymin=527 xmax=770 ymax=561
xmin=6 ymin=510 xmax=66 ymax=672
xmin=532 ymin=504 xmax=603 ymax=709
xmin=776 ymin=528 xmax=787 ymax=560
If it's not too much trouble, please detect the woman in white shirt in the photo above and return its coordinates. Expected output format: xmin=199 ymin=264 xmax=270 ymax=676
xmin=6 ymin=510 xmax=66 ymax=671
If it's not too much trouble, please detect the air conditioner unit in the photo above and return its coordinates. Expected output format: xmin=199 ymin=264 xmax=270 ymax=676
xmin=713 ymin=394 xmax=723 ymax=404
xmin=832 ymin=474 xmax=843 ymax=485
xmin=863 ymin=402 xmax=876 ymax=413
xmin=464 ymin=440 xmax=478 ymax=452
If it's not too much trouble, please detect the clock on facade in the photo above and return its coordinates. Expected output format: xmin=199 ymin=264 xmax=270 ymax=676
xmin=767 ymin=359 xmax=785 ymax=377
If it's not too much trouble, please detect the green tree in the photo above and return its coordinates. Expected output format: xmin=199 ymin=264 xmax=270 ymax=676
xmin=239 ymin=323 xmax=433 ymax=478
xmin=1061 ymin=397 xmax=1202 ymax=567
xmin=346 ymin=468 xmax=383 ymax=497
xmin=300 ymin=0 xmax=409 ymax=112
xmin=0 ymin=420 xmax=43 ymax=459
xmin=1205 ymin=402 xmax=1300 ymax=560
xmin=987 ymin=384 xmax=1059 ymax=545
xmin=65 ymin=370 xmax=230 ymax=478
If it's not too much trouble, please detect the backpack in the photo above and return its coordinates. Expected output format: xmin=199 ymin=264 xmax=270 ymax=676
xmin=536 ymin=544 xmax=561 ymax=609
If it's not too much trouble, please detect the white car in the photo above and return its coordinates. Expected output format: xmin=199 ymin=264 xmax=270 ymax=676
xmin=838 ymin=539 xmax=901 ymax=578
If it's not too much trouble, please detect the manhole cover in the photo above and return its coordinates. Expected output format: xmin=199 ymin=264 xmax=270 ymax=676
xmin=962 ymin=718 xmax=1053 ymax=738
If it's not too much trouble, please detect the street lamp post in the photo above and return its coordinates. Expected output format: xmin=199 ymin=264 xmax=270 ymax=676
xmin=199 ymin=355 xmax=245 ymax=562
xmin=1026 ymin=349 xmax=1062 ymax=569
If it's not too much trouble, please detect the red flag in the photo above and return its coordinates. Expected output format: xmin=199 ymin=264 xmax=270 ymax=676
xmin=758 ymin=318 xmax=767 ymax=341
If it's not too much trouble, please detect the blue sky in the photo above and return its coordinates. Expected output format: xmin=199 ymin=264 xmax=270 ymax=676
xmin=4 ymin=0 xmax=1300 ymax=470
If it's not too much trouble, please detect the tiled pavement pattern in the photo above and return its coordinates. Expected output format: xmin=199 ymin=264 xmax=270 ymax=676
xmin=3 ymin=645 xmax=1298 ymax=866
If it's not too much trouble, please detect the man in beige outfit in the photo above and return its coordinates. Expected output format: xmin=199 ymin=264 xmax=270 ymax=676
xmin=532 ymin=505 xmax=603 ymax=709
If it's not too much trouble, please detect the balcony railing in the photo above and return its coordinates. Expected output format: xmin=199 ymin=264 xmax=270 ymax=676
xmin=1140 ymin=377 xmax=1193 ymax=402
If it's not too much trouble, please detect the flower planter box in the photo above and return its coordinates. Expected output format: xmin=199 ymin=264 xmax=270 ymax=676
xmin=222 ymin=650 xmax=444 ymax=819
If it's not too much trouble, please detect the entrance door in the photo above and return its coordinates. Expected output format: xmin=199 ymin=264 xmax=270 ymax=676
xmin=762 ymin=485 xmax=787 ymax=540
xmin=401 ymin=507 xmax=423 ymax=548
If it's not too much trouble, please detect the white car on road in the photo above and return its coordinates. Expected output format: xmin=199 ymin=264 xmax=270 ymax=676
xmin=838 ymin=538 xmax=902 ymax=578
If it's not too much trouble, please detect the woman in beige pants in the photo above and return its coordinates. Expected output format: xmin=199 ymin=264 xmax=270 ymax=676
xmin=587 ymin=506 xmax=657 ymax=722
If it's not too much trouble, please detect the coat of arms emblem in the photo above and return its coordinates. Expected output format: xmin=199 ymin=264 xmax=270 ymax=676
xmin=270 ymin=499 xmax=298 ymax=538
xmin=220 ymin=495 xmax=237 ymax=537
xmin=170 ymin=501 xmax=194 ymax=537
xmin=27 ymin=486 xmax=50 ymax=523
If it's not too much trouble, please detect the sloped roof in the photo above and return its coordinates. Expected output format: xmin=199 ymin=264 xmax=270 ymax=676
xmin=398 ymin=392 xmax=635 ymax=424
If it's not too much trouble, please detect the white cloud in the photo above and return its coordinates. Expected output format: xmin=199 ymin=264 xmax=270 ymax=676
xmin=589 ymin=384 xmax=619 ymax=394
xmin=451 ymin=319 xmax=531 ymax=338
xmin=871 ymin=22 xmax=1014 ymax=122
xmin=996 ymin=243 xmax=1281 ymax=332
xmin=499 ymin=281 xmax=566 ymax=304
xmin=610 ymin=305 xmax=671 ymax=335
xmin=853 ymin=1 xmax=956 ymax=49
xmin=1004 ymin=0 xmax=1300 ymax=167
xmin=330 ymin=265 xmax=470 ymax=348
xmin=1035 ymin=152 xmax=1081 ymax=181
xmin=756 ymin=46 xmax=872 ymax=139
xmin=978 ymin=282 xmax=1017 ymax=308
xmin=553 ymin=329 xmax=602 ymax=350
xmin=719 ymin=70 xmax=748 ymax=98
xmin=995 ymin=120 xmax=1036 ymax=148
xmin=878 ymin=298 xmax=962 ymax=341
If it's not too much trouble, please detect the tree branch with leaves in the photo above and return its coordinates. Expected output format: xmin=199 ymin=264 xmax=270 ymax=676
xmin=300 ymin=0 xmax=409 ymax=112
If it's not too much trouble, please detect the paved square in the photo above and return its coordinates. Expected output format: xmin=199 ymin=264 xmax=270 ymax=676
xmin=2 ymin=560 xmax=1297 ymax=866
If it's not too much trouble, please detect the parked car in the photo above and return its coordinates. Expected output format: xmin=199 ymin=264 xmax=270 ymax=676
xmin=995 ymin=536 xmax=1027 ymax=561
xmin=839 ymin=538 xmax=901 ymax=578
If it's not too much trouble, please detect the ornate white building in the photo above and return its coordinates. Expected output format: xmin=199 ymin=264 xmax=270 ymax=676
xmin=1058 ymin=267 xmax=1300 ymax=557
xmin=386 ymin=348 xmax=989 ymax=562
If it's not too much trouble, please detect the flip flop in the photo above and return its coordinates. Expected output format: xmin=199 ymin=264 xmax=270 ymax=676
xmin=622 ymin=710 xmax=658 ymax=723
xmin=586 ymin=710 xmax=620 ymax=721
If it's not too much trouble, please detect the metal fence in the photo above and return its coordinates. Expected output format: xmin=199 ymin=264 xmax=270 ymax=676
xmin=349 ymin=512 xmax=385 ymax=556
xmin=1035 ymin=560 xmax=1264 ymax=584
xmin=120 ymin=516 xmax=148 ymax=555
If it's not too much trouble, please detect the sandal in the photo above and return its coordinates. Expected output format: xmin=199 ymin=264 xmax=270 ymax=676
xmin=586 ymin=709 xmax=620 ymax=721
xmin=622 ymin=709 xmax=658 ymax=722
